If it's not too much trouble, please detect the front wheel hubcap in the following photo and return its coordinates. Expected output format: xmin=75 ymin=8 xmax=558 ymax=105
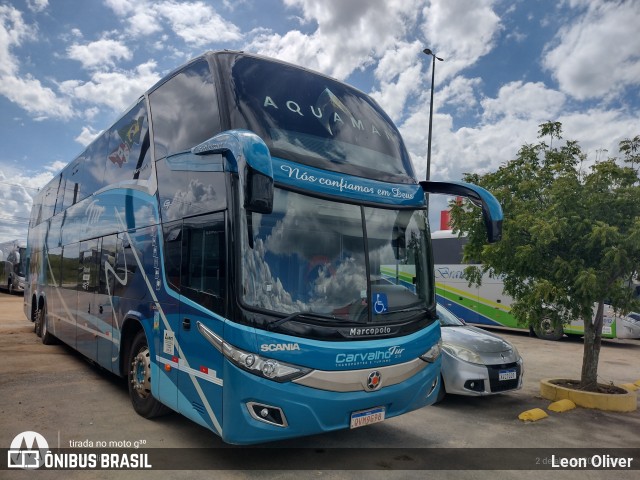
xmin=130 ymin=347 xmax=151 ymax=399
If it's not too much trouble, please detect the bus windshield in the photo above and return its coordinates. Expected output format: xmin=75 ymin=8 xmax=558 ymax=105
xmin=241 ymin=188 xmax=432 ymax=324
xmin=222 ymin=53 xmax=415 ymax=184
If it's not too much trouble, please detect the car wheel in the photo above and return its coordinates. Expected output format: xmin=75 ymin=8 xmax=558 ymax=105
xmin=127 ymin=330 xmax=171 ymax=418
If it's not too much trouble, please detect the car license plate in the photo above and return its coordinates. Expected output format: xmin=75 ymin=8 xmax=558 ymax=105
xmin=499 ymin=369 xmax=517 ymax=381
xmin=350 ymin=406 xmax=385 ymax=429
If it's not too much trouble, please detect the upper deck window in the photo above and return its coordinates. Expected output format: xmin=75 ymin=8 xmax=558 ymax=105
xmin=150 ymin=60 xmax=221 ymax=160
xmin=221 ymin=54 xmax=416 ymax=184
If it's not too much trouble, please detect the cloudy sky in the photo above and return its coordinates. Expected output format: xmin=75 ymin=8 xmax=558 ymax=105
xmin=1 ymin=0 xmax=639 ymax=242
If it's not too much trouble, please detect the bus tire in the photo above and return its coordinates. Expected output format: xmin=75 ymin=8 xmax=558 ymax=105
xmin=40 ymin=303 xmax=56 ymax=345
xmin=533 ymin=316 xmax=564 ymax=341
xmin=34 ymin=304 xmax=43 ymax=337
xmin=127 ymin=330 xmax=171 ymax=418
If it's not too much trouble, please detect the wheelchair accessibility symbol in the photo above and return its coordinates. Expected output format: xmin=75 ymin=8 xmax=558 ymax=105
xmin=373 ymin=293 xmax=388 ymax=315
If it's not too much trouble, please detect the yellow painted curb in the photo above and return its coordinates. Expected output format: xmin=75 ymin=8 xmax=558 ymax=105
xmin=548 ymin=399 xmax=576 ymax=413
xmin=540 ymin=379 xmax=637 ymax=413
xmin=518 ymin=408 xmax=548 ymax=422
xmin=621 ymin=383 xmax=639 ymax=392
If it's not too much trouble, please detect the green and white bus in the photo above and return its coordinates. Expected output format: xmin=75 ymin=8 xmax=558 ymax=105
xmin=432 ymin=230 xmax=640 ymax=340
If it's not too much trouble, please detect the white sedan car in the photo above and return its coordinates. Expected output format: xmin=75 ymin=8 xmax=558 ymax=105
xmin=436 ymin=303 xmax=524 ymax=401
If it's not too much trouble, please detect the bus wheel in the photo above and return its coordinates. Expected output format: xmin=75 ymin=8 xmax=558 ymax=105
xmin=533 ymin=316 xmax=564 ymax=341
xmin=127 ymin=330 xmax=170 ymax=418
xmin=40 ymin=303 xmax=56 ymax=345
xmin=34 ymin=305 xmax=43 ymax=337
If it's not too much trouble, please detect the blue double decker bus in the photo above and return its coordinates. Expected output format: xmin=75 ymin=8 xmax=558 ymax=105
xmin=25 ymin=51 xmax=502 ymax=444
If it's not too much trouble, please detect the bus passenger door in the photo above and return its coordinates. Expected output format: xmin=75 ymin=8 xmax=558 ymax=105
xmin=176 ymin=213 xmax=226 ymax=431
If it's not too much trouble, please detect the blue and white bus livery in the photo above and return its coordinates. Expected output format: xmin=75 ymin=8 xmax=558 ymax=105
xmin=25 ymin=51 xmax=502 ymax=444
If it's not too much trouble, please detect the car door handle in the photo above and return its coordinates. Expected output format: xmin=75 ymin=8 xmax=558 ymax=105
xmin=183 ymin=318 xmax=191 ymax=330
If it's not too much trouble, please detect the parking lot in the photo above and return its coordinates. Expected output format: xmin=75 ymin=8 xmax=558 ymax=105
xmin=1 ymin=292 xmax=638 ymax=479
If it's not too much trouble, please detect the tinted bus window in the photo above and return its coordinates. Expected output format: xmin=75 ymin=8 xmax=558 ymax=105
xmin=180 ymin=213 xmax=225 ymax=315
xmin=41 ymin=185 xmax=57 ymax=222
xmin=98 ymin=234 xmax=118 ymax=296
xmin=221 ymin=54 xmax=415 ymax=183
xmin=64 ymin=159 xmax=82 ymax=208
xmin=53 ymin=174 xmax=64 ymax=217
xmin=104 ymin=100 xmax=152 ymax=186
xmin=80 ymin=134 xmax=109 ymax=199
xmin=150 ymin=60 xmax=220 ymax=159
xmin=61 ymin=243 xmax=79 ymax=290
xmin=156 ymin=156 xmax=226 ymax=222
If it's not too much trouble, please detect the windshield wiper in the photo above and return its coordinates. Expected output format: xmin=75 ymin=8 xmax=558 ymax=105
xmin=268 ymin=311 xmax=341 ymax=330
xmin=384 ymin=305 xmax=429 ymax=315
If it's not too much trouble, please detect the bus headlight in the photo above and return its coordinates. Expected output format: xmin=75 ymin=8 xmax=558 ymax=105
xmin=419 ymin=338 xmax=442 ymax=363
xmin=222 ymin=341 xmax=310 ymax=382
xmin=197 ymin=320 xmax=310 ymax=383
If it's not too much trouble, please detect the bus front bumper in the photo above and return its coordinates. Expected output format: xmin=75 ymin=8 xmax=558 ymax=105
xmin=220 ymin=358 xmax=441 ymax=445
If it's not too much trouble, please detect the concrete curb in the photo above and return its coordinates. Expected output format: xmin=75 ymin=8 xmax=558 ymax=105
xmin=540 ymin=379 xmax=637 ymax=413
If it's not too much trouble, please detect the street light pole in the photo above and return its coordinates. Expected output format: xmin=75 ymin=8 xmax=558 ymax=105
xmin=423 ymin=48 xmax=444 ymax=181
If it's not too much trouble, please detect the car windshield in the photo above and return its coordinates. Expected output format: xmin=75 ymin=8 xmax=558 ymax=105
xmin=437 ymin=305 xmax=465 ymax=326
xmin=240 ymin=188 xmax=433 ymax=324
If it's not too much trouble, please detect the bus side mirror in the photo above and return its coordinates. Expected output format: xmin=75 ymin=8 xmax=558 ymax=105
xmin=420 ymin=180 xmax=503 ymax=243
xmin=244 ymin=166 xmax=274 ymax=214
xmin=193 ymin=130 xmax=274 ymax=214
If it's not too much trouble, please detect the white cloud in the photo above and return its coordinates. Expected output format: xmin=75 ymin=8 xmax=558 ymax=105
xmin=154 ymin=1 xmax=242 ymax=46
xmin=0 ymin=5 xmax=74 ymax=119
xmin=59 ymin=60 xmax=161 ymax=111
xmin=481 ymin=81 xmax=566 ymax=122
xmin=105 ymin=0 xmax=242 ymax=46
xmin=0 ymin=5 xmax=31 ymax=77
xmin=103 ymin=0 xmax=134 ymax=16
xmin=44 ymin=160 xmax=67 ymax=173
xmin=67 ymin=38 xmax=132 ymax=70
xmin=421 ymin=0 xmax=502 ymax=80
xmin=0 ymin=163 xmax=58 ymax=241
xmin=26 ymin=0 xmax=49 ymax=13
xmin=127 ymin=11 xmax=163 ymax=37
xmin=543 ymin=0 xmax=640 ymax=101
xmin=248 ymin=0 xmax=422 ymax=80
xmin=370 ymin=41 xmax=425 ymax=122
xmin=75 ymin=126 xmax=102 ymax=146
xmin=0 ymin=74 xmax=74 ymax=120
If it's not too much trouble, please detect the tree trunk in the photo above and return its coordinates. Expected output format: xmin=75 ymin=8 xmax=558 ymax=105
xmin=580 ymin=300 xmax=604 ymax=391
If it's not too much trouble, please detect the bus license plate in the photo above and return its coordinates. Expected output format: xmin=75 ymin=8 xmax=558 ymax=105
xmin=350 ymin=406 xmax=385 ymax=429
xmin=499 ymin=369 xmax=517 ymax=381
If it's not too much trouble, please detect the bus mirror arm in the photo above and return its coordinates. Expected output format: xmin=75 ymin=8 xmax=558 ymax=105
xmin=192 ymin=129 xmax=274 ymax=214
xmin=420 ymin=180 xmax=503 ymax=243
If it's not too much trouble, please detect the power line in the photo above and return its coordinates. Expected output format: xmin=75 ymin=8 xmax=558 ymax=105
xmin=0 ymin=180 xmax=42 ymax=192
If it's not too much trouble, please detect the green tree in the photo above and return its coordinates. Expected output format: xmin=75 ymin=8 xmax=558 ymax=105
xmin=450 ymin=122 xmax=640 ymax=391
